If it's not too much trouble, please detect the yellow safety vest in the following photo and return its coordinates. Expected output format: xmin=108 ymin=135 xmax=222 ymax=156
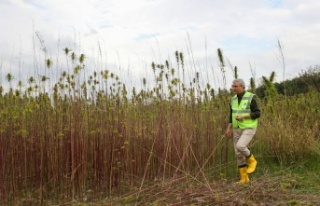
xmin=231 ymin=92 xmax=258 ymax=129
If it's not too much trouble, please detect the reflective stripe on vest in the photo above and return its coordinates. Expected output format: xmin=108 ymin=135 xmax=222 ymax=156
xmin=231 ymin=92 xmax=258 ymax=129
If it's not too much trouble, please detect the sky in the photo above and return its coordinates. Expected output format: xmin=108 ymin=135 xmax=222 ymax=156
xmin=0 ymin=0 xmax=320 ymax=93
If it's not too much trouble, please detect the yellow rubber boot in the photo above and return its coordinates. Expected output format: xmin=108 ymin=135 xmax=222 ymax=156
xmin=237 ymin=167 xmax=249 ymax=183
xmin=247 ymin=154 xmax=257 ymax=174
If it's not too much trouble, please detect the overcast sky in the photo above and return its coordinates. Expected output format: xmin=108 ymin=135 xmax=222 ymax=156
xmin=1 ymin=0 xmax=320 ymax=92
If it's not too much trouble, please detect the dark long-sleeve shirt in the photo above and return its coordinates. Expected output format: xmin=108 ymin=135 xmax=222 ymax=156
xmin=229 ymin=91 xmax=261 ymax=123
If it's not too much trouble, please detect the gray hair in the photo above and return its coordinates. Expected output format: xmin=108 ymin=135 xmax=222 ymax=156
xmin=232 ymin=78 xmax=245 ymax=88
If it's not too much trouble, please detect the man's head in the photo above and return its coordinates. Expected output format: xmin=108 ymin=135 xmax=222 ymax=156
xmin=232 ymin=78 xmax=245 ymax=94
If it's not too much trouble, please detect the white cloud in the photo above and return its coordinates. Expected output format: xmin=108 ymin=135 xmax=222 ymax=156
xmin=0 ymin=0 xmax=320 ymax=92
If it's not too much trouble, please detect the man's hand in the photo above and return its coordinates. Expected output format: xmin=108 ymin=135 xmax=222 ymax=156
xmin=225 ymin=124 xmax=232 ymax=138
xmin=226 ymin=129 xmax=232 ymax=138
xmin=235 ymin=115 xmax=244 ymax=121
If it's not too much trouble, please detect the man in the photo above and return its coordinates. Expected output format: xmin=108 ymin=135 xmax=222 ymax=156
xmin=225 ymin=78 xmax=261 ymax=183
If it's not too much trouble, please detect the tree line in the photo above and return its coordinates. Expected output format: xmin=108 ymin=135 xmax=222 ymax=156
xmin=255 ymin=65 xmax=320 ymax=98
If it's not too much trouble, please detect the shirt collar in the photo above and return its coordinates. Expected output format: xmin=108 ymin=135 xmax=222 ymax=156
xmin=237 ymin=91 xmax=246 ymax=98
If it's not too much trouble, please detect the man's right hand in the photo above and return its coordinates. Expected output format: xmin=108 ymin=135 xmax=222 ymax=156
xmin=225 ymin=126 xmax=232 ymax=138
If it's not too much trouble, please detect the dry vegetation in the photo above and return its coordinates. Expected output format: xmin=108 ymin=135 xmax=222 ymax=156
xmin=0 ymin=46 xmax=319 ymax=205
xmin=96 ymin=172 xmax=319 ymax=206
xmin=15 ymin=170 xmax=320 ymax=205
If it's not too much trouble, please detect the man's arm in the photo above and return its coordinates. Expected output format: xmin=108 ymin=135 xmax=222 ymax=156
xmin=226 ymin=105 xmax=233 ymax=138
xmin=249 ymin=96 xmax=261 ymax=119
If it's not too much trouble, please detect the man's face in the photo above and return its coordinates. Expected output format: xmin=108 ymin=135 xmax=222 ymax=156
xmin=232 ymin=82 xmax=244 ymax=94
